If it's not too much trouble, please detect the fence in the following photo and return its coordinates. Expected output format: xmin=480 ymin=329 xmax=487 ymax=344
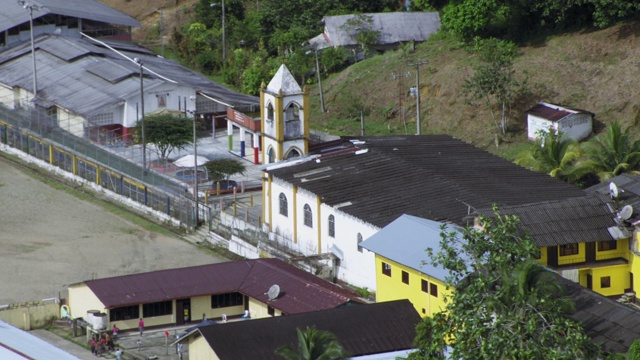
xmin=0 ymin=299 xmax=60 ymax=330
xmin=0 ymin=102 xmax=210 ymax=228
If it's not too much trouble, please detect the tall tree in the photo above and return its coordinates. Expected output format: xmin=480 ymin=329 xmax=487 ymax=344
xmin=275 ymin=327 xmax=347 ymax=360
xmin=408 ymin=207 xmax=600 ymax=359
xmin=579 ymin=122 xmax=640 ymax=183
xmin=134 ymin=113 xmax=195 ymax=160
xmin=515 ymin=130 xmax=585 ymax=183
xmin=462 ymin=39 xmax=523 ymax=136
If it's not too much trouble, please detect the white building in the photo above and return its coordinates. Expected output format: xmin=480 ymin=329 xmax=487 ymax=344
xmin=262 ymin=132 xmax=588 ymax=290
xmin=526 ymin=102 xmax=594 ymax=141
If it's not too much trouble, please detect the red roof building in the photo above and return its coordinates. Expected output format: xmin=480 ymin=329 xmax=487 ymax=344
xmin=68 ymin=258 xmax=361 ymax=332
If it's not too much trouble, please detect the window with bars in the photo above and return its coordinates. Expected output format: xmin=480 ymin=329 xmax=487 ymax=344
xmin=328 ymin=215 xmax=335 ymax=237
xmin=143 ymin=301 xmax=172 ymax=318
xmin=109 ymin=305 xmax=139 ymax=322
xmin=211 ymin=292 xmax=244 ymax=309
xmin=303 ymin=204 xmax=312 ymax=227
xmin=279 ymin=193 xmax=288 ymax=216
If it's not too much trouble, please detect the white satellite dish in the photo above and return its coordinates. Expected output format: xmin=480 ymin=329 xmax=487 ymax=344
xmin=610 ymin=182 xmax=619 ymax=199
xmin=267 ymin=284 xmax=280 ymax=301
xmin=620 ymin=205 xmax=634 ymax=220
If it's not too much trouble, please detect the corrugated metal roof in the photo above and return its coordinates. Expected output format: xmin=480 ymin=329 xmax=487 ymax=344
xmin=558 ymin=275 xmax=640 ymax=354
xmin=0 ymin=35 xmax=258 ymax=117
xmin=267 ymin=135 xmax=588 ymax=228
xmin=0 ymin=319 xmax=81 ymax=359
xmin=472 ymin=195 xmax=619 ymax=247
xmin=360 ymin=214 xmax=463 ymax=282
xmin=84 ymin=259 xmax=357 ymax=314
xmin=525 ymin=102 xmax=594 ymax=122
xmin=321 ymin=12 xmax=440 ymax=48
xmin=0 ymin=0 xmax=140 ymax=34
xmin=196 ymin=300 xmax=420 ymax=359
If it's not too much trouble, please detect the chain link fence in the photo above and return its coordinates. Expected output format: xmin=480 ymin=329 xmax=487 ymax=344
xmin=0 ymin=101 xmax=209 ymax=229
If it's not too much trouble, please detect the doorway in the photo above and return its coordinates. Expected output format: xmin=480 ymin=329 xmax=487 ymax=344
xmin=176 ymin=299 xmax=191 ymax=325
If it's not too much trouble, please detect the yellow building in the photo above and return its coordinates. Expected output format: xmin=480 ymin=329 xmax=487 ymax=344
xmin=472 ymin=195 xmax=634 ymax=298
xmin=68 ymin=259 xmax=360 ymax=332
xmin=360 ymin=214 xmax=458 ymax=317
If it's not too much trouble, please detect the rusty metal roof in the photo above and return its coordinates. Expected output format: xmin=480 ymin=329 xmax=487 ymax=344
xmin=84 ymin=259 xmax=357 ymax=314
xmin=195 ymin=300 xmax=420 ymax=359
xmin=525 ymin=102 xmax=594 ymax=122
xmin=267 ymin=135 xmax=587 ymax=228
xmin=472 ymin=195 xmax=619 ymax=247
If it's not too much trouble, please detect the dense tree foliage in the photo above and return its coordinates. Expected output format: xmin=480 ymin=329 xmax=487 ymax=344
xmin=515 ymin=131 xmax=584 ymax=184
xmin=204 ymin=158 xmax=246 ymax=184
xmin=416 ymin=0 xmax=640 ymax=42
xmin=134 ymin=113 xmax=196 ymax=160
xmin=408 ymin=208 xmax=600 ymax=359
xmin=578 ymin=122 xmax=640 ymax=182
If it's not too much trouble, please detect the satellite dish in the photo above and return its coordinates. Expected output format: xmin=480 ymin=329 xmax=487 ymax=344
xmin=610 ymin=182 xmax=619 ymax=199
xmin=267 ymin=284 xmax=280 ymax=301
xmin=620 ymin=205 xmax=634 ymax=220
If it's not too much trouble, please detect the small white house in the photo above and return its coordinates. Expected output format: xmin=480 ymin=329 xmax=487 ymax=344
xmin=526 ymin=102 xmax=594 ymax=141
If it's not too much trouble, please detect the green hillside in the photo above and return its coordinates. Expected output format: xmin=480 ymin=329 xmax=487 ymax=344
xmin=308 ymin=22 xmax=640 ymax=160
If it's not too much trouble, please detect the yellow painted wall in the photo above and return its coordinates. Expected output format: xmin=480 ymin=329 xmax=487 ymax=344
xmin=189 ymin=335 xmax=219 ymax=360
xmin=190 ymin=295 xmax=244 ymax=321
xmin=579 ymin=264 xmax=630 ymax=297
xmin=596 ymin=239 xmax=628 ymax=261
xmin=248 ymin=297 xmax=281 ymax=319
xmin=535 ymin=247 xmax=547 ymax=266
xmin=557 ymin=243 xmax=586 ymax=266
xmin=68 ymin=284 xmax=106 ymax=321
xmin=630 ymin=251 xmax=640 ymax=294
xmin=374 ymin=255 xmax=449 ymax=317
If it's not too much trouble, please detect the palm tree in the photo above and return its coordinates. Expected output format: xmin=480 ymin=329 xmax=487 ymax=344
xmin=515 ymin=130 xmax=584 ymax=183
xmin=275 ymin=327 xmax=347 ymax=360
xmin=579 ymin=122 xmax=640 ymax=182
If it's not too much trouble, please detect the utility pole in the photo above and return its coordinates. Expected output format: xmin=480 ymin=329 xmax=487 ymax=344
xmin=135 ymin=58 xmax=146 ymax=172
xmin=158 ymin=8 xmax=164 ymax=57
xmin=392 ymin=71 xmax=411 ymax=135
xmin=18 ymin=1 xmax=39 ymax=100
xmin=407 ymin=61 xmax=427 ymax=135
xmin=314 ymin=46 xmax=325 ymax=113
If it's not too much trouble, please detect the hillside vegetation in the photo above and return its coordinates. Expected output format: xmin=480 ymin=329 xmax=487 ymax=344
xmin=102 ymin=0 xmax=640 ymax=159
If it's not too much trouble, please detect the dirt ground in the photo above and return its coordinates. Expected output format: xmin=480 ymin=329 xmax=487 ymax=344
xmin=0 ymin=155 xmax=226 ymax=305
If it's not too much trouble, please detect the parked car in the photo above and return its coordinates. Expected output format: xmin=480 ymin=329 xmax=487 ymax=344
xmin=211 ymin=179 xmax=238 ymax=190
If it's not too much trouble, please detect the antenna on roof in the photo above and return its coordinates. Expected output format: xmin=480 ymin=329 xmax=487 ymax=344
xmin=610 ymin=182 xmax=620 ymax=199
xmin=266 ymin=284 xmax=280 ymax=301
xmin=620 ymin=205 xmax=634 ymax=221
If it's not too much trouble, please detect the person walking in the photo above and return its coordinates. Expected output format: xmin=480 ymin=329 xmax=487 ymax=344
xmin=90 ymin=337 xmax=96 ymax=356
xmin=115 ymin=348 xmax=123 ymax=360
xmin=138 ymin=318 xmax=144 ymax=336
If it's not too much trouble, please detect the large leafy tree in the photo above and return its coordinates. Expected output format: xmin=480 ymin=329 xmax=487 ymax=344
xmin=579 ymin=122 xmax=640 ymax=183
xmin=515 ymin=130 xmax=584 ymax=183
xmin=135 ymin=113 xmax=195 ymax=160
xmin=408 ymin=207 xmax=600 ymax=359
xmin=275 ymin=327 xmax=347 ymax=360
xmin=204 ymin=158 xmax=246 ymax=185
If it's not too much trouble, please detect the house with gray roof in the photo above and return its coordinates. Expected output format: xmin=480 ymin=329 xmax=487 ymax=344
xmin=360 ymin=214 xmax=464 ymax=317
xmin=470 ymin=193 xmax=637 ymax=298
xmin=68 ymin=258 xmax=361 ymax=333
xmin=308 ymin=12 xmax=441 ymax=52
xmin=0 ymin=0 xmax=140 ymax=48
xmin=175 ymin=299 xmax=420 ymax=360
xmin=261 ymin=135 xmax=588 ymax=289
xmin=0 ymin=0 xmax=258 ymax=142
